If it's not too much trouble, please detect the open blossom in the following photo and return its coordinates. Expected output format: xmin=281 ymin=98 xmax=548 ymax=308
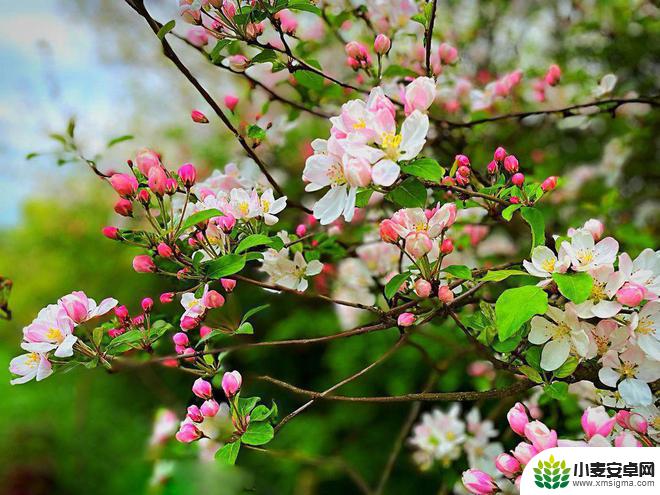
xmin=58 ymin=291 xmax=118 ymax=324
xmin=9 ymin=352 xmax=53 ymax=385
xmin=21 ymin=304 xmax=78 ymax=358
xmin=573 ymin=265 xmax=624 ymax=318
xmin=228 ymin=187 xmax=287 ymax=225
xmin=618 ymin=248 xmax=659 ymax=300
xmin=409 ymin=404 xmax=466 ymax=469
xmin=402 ymin=76 xmax=436 ymax=115
xmin=599 ymin=345 xmax=660 ymax=406
xmin=180 ymin=284 xmax=211 ymax=321
xmin=523 ymin=245 xmax=570 ymax=284
xmin=303 ymin=85 xmax=430 ymax=225
xmin=628 ymin=301 xmax=659 ymax=360
xmin=390 ymin=203 xmax=457 ymax=240
xmin=560 ymin=228 xmax=618 ymax=272
xmin=529 ymin=304 xmax=590 ymax=371
xmin=261 ymin=246 xmax=323 ymax=292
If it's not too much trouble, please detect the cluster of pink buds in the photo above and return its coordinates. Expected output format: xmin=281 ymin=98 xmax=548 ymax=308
xmin=491 ymin=69 xmax=523 ymax=99
xmin=107 ymin=298 xmax=152 ymax=339
xmin=454 ymin=154 xmax=471 ymax=186
xmin=345 ymin=41 xmax=372 ymax=71
xmin=533 ymin=63 xmax=562 ymax=101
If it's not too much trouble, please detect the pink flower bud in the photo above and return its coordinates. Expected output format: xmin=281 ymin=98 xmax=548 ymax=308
xmin=494 ymin=146 xmax=507 ymax=162
xmin=147 ymin=166 xmax=168 ymax=196
xmin=511 ymin=173 xmax=525 ymax=186
xmin=157 ymin=242 xmax=174 ymax=258
xmin=175 ymin=344 xmax=186 ymax=354
xmin=495 ymin=453 xmax=521 ymax=478
xmin=160 ymin=292 xmax=174 ymax=304
xmin=441 ymin=176 xmax=455 ymax=186
xmin=510 ymin=196 xmax=520 ymax=204
xmin=108 ymin=328 xmax=125 ymax=338
xmin=141 ymin=297 xmax=153 ymax=312
xmin=541 ymin=176 xmax=558 ymax=192
xmin=175 ymin=423 xmax=202 ymax=443
xmin=456 ymin=173 xmax=470 ymax=186
xmin=581 ymin=406 xmax=616 ymax=440
xmin=165 ymin=177 xmax=178 ymax=195
xmin=200 ymin=399 xmax=221 ymax=417
xmin=614 ymin=431 xmax=641 ymax=447
xmin=512 ymin=441 xmax=538 ymax=465
xmin=507 ymin=403 xmax=529 ymax=436
xmin=583 ymin=219 xmax=604 ymax=241
xmin=178 ymin=163 xmax=197 ymax=187
xmin=181 ymin=316 xmax=199 ymax=331
xmin=295 ymin=224 xmax=307 ymax=237
xmin=192 ymin=378 xmax=213 ymax=399
xmin=216 ymin=214 xmax=236 ymax=233
xmin=228 ymin=54 xmax=249 ymax=72
xmin=135 ymin=148 xmax=161 ymax=176
xmin=524 ymin=420 xmax=557 ymax=451
xmin=133 ymin=255 xmax=156 ymax=273
xmin=438 ymin=285 xmax=454 ymax=304
xmin=224 ymin=95 xmax=239 ymax=112
xmin=457 ymin=166 xmax=471 ymax=178
xmin=616 ymin=282 xmax=645 ymax=306
xmin=245 ymin=22 xmax=264 ymax=40
xmin=455 ymin=154 xmax=470 ymax=167
xmin=441 ymin=238 xmax=454 ymax=254
xmin=187 ymin=405 xmax=204 ymax=422
xmin=109 ymin=173 xmax=138 ymax=197
xmin=462 ymin=469 xmax=498 ymax=495
xmin=374 ymin=34 xmax=391 ymax=55
xmin=132 ymin=314 xmax=145 ymax=326
xmin=345 ymin=41 xmax=363 ymax=59
xmin=379 ymin=219 xmax=399 ymax=243
xmin=346 ymin=56 xmax=360 ymax=70
xmin=503 ymin=155 xmax=519 ymax=173
xmin=137 ymin=188 xmax=150 ymax=204
xmin=405 ymin=232 xmax=433 ymax=259
xmin=221 ymin=278 xmax=236 ymax=292
xmin=487 ymin=160 xmax=498 ymax=174
xmin=397 ymin=312 xmax=415 ymax=327
xmin=203 ymin=290 xmax=225 ymax=308
xmin=173 ymin=332 xmax=189 ymax=346
xmin=115 ymin=304 xmax=129 ymax=319
xmin=414 ymin=279 xmax=432 ymax=298
xmin=627 ymin=413 xmax=648 ymax=434
xmin=191 ymin=109 xmax=209 ymax=123
xmin=545 ymin=64 xmax=561 ymax=86
xmin=114 ymin=198 xmax=133 ymax=217
xmin=221 ymin=370 xmax=242 ymax=398
xmin=199 ymin=325 xmax=213 ymax=338
xmin=102 ymin=226 xmax=120 ymax=239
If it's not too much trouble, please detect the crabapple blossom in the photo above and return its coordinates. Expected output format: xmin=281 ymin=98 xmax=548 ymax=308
xmin=560 ymin=228 xmax=619 ymax=272
xmin=462 ymin=469 xmax=498 ymax=495
xmin=506 ymin=403 xmax=530 ymax=436
xmin=58 ymin=291 xmax=117 ymax=324
xmin=192 ymin=378 xmax=213 ymax=400
xmin=397 ymin=312 xmax=415 ymax=327
xmin=528 ymin=304 xmax=590 ymax=371
xmin=581 ymin=406 xmax=617 ymax=439
xmin=523 ymin=245 xmax=570 ymax=284
xmin=109 ymin=173 xmax=138 ymax=197
xmin=9 ymin=352 xmax=53 ymax=385
xmin=221 ymin=370 xmax=242 ymax=398
xmin=373 ymin=33 xmax=391 ymax=55
xmin=224 ymin=95 xmax=239 ymax=112
xmin=133 ymin=255 xmax=156 ymax=273
xmin=221 ymin=278 xmax=236 ymax=292
xmin=260 ymin=246 xmax=323 ymax=292
xmin=190 ymin=109 xmax=209 ymax=123
xmin=135 ymin=148 xmax=161 ymax=176
xmin=599 ymin=345 xmax=660 ymax=406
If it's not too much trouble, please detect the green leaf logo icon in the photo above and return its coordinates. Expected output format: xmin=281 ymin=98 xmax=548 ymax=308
xmin=533 ymin=456 xmax=570 ymax=489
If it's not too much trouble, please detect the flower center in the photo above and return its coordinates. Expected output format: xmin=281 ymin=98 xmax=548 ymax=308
xmin=46 ymin=327 xmax=64 ymax=342
xmin=238 ymin=202 xmax=249 ymax=215
xmin=327 ymin=163 xmax=346 ymax=186
xmin=617 ymin=361 xmax=637 ymax=379
xmin=637 ymin=317 xmax=653 ymax=335
xmin=541 ymin=258 xmax=556 ymax=272
xmin=353 ymin=119 xmax=366 ymax=130
xmin=26 ymin=352 xmax=40 ymax=368
xmin=594 ymin=334 xmax=609 ymax=355
xmin=553 ymin=322 xmax=571 ymax=340
xmin=381 ymin=132 xmax=402 ymax=159
xmin=590 ymin=282 xmax=607 ymax=302
xmin=261 ymin=199 xmax=271 ymax=212
xmin=576 ymin=249 xmax=594 ymax=265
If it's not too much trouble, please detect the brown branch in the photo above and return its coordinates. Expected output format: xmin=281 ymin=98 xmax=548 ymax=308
xmin=424 ymin=0 xmax=438 ymax=77
xmin=441 ymin=97 xmax=659 ymax=129
xmin=274 ymin=334 xmax=408 ymax=432
xmin=124 ymin=0 xmax=313 ymax=214
xmin=258 ymin=374 xmax=533 ymax=402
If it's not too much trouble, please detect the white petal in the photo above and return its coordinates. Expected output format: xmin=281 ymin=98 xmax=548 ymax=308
xmin=591 ymin=300 xmax=622 ymax=319
xmin=54 ymin=335 xmax=78 ymax=358
xmin=618 ymin=378 xmax=653 ymax=406
xmin=528 ymin=316 xmax=554 ymax=344
xmin=638 ymin=334 xmax=660 ymax=361
xmin=372 ymin=160 xmax=400 ymax=186
xmin=540 ymin=339 xmax=570 ymax=371
xmin=398 ymin=111 xmax=428 ymax=159
xmin=313 ymin=186 xmax=347 ymax=225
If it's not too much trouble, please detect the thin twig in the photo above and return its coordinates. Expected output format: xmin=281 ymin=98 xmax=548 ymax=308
xmin=424 ymin=0 xmax=439 ymax=76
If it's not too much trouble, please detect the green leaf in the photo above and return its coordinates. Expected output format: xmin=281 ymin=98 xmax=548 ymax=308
xmin=544 ymin=381 xmax=569 ymax=400
xmin=286 ymin=2 xmax=322 ymax=15
xmin=384 ymin=271 xmax=411 ymax=299
xmin=355 ymin=188 xmax=374 ymax=208
xmin=519 ymin=365 xmax=544 ymax=384
xmin=552 ymin=272 xmax=593 ymax=304
xmin=247 ymin=124 xmax=266 ymax=140
xmin=237 ymin=396 xmax=260 ymax=417
xmin=479 ymin=269 xmax=528 ymax=282
xmin=149 ymin=320 xmax=173 ymax=341
xmin=180 ymin=208 xmax=224 ymax=231
xmin=235 ymin=322 xmax=254 ymax=335
xmin=496 ymin=286 xmax=548 ymax=340
xmin=106 ymin=135 xmax=134 ymax=148
xmin=249 ymin=405 xmax=272 ymax=422
xmin=106 ymin=329 xmax=143 ymax=349
xmin=235 ymin=234 xmax=272 ymax=254
xmin=251 ymin=49 xmax=278 ymax=64
xmin=385 ymin=177 xmax=427 ymax=208
xmin=294 ymin=70 xmax=324 ymax=91
xmin=553 ymin=356 xmax=579 ymax=378
xmin=206 ymin=254 xmax=246 ymax=279
xmin=210 ymin=39 xmax=233 ymax=64
xmin=240 ymin=304 xmax=270 ymax=324
xmin=442 ymin=265 xmax=472 ymax=280
xmin=157 ymin=20 xmax=176 ymax=40
xmin=401 ymin=158 xmax=445 ymax=182
xmin=502 ymin=203 xmax=522 ymax=221
xmin=241 ymin=421 xmax=274 ymax=446
xmin=215 ymin=441 xmax=240 ymax=465
xmin=382 ymin=64 xmax=419 ymax=78
xmin=521 ymin=207 xmax=545 ymax=250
